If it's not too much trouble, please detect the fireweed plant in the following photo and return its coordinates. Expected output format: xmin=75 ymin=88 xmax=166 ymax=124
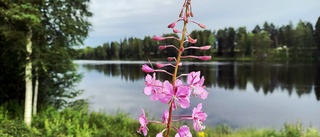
xmin=138 ymin=0 xmax=211 ymax=137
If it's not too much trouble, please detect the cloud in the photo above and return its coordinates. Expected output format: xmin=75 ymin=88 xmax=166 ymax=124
xmin=86 ymin=0 xmax=178 ymax=42
xmin=84 ymin=0 xmax=320 ymax=46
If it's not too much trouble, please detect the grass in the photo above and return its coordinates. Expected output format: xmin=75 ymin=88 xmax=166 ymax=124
xmin=1 ymin=105 xmax=319 ymax=137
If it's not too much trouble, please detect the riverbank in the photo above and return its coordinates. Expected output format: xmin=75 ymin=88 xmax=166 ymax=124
xmin=1 ymin=105 xmax=319 ymax=137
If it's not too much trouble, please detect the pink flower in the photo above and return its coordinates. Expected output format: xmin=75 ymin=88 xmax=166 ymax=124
xmin=198 ymin=56 xmax=211 ymax=61
xmin=162 ymin=80 xmax=191 ymax=109
xmin=193 ymin=77 xmax=208 ymax=99
xmin=187 ymin=71 xmax=201 ymax=85
xmin=156 ymin=133 xmax=163 ymax=137
xmin=175 ymin=125 xmax=192 ymax=137
xmin=137 ymin=109 xmax=149 ymax=136
xmin=144 ymin=73 xmax=165 ymax=101
xmin=192 ymin=103 xmax=207 ymax=131
xmin=162 ymin=110 xmax=169 ymax=124
xmin=160 ymin=81 xmax=175 ymax=104
xmin=156 ymin=129 xmax=168 ymax=137
xmin=144 ymin=73 xmax=161 ymax=94
xmin=144 ymin=74 xmax=154 ymax=95
xmin=187 ymin=71 xmax=208 ymax=99
xmin=153 ymin=36 xmax=166 ymax=41
xmin=142 ymin=64 xmax=154 ymax=73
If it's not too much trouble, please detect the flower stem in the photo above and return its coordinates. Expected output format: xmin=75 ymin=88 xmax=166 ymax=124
xmin=172 ymin=9 xmax=188 ymax=88
xmin=165 ymin=102 xmax=173 ymax=137
xmin=165 ymin=4 xmax=189 ymax=137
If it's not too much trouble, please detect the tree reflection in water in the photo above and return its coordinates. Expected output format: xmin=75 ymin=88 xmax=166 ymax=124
xmin=80 ymin=61 xmax=320 ymax=101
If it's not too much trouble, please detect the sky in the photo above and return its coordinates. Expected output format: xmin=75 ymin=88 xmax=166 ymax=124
xmin=83 ymin=0 xmax=320 ymax=47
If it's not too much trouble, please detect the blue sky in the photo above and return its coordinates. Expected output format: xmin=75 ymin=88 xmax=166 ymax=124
xmin=83 ymin=0 xmax=320 ymax=47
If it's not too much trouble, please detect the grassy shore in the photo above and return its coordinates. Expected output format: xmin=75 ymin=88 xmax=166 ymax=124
xmin=1 ymin=105 xmax=319 ymax=137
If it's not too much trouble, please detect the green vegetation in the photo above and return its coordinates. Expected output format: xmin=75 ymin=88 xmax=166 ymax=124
xmin=77 ymin=17 xmax=320 ymax=61
xmin=1 ymin=104 xmax=319 ymax=137
xmin=0 ymin=102 xmax=185 ymax=137
xmin=0 ymin=0 xmax=92 ymax=125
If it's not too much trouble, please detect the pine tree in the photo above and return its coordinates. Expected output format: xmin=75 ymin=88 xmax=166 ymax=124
xmin=315 ymin=17 xmax=320 ymax=58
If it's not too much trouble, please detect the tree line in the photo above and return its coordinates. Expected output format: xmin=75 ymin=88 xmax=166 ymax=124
xmin=77 ymin=17 xmax=320 ymax=60
xmin=0 ymin=0 xmax=91 ymax=126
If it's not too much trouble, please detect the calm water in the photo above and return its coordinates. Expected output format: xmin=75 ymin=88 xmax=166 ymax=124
xmin=74 ymin=60 xmax=320 ymax=130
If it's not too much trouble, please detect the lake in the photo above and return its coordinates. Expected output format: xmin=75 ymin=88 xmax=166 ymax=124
xmin=74 ymin=60 xmax=320 ymax=130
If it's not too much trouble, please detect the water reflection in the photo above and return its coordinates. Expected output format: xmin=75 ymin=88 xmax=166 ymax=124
xmin=79 ymin=61 xmax=320 ymax=101
xmin=75 ymin=60 xmax=320 ymax=130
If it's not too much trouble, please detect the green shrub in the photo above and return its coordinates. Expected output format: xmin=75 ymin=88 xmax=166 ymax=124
xmin=281 ymin=123 xmax=302 ymax=137
xmin=305 ymin=127 xmax=320 ymax=137
xmin=0 ymin=120 xmax=38 ymax=137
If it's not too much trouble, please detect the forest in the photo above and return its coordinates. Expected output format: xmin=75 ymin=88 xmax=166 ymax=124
xmin=0 ymin=0 xmax=92 ymax=126
xmin=77 ymin=17 xmax=320 ymax=60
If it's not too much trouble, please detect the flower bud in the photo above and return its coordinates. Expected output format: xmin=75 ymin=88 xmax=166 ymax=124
xmin=142 ymin=64 xmax=154 ymax=73
xmin=173 ymin=29 xmax=180 ymax=33
xmin=167 ymin=22 xmax=177 ymax=28
xmin=180 ymin=46 xmax=184 ymax=52
xmin=179 ymin=12 xmax=183 ymax=18
xmin=183 ymin=15 xmax=188 ymax=22
xmin=158 ymin=46 xmax=167 ymax=50
xmin=167 ymin=57 xmax=174 ymax=61
xmin=190 ymin=21 xmax=206 ymax=29
xmin=190 ymin=11 xmax=194 ymax=17
xmin=199 ymin=45 xmax=211 ymax=50
xmin=152 ymin=36 xmax=165 ymax=41
xmin=156 ymin=63 xmax=165 ymax=68
xmin=187 ymin=0 xmax=191 ymax=5
xmin=186 ymin=12 xmax=190 ymax=17
xmin=198 ymin=56 xmax=211 ymax=61
xmin=198 ymin=23 xmax=206 ymax=29
xmin=188 ymin=36 xmax=197 ymax=44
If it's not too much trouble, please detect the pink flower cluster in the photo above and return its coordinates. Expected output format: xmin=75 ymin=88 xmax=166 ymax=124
xmin=138 ymin=103 xmax=207 ymax=136
xmin=138 ymin=0 xmax=211 ymax=136
xmin=142 ymin=71 xmax=208 ymax=109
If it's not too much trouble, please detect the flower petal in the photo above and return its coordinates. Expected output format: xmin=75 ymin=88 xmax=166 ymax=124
xmin=144 ymin=87 xmax=152 ymax=95
xmin=176 ymin=86 xmax=191 ymax=108
xmin=175 ymin=125 xmax=192 ymax=137
xmin=162 ymin=110 xmax=169 ymax=124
